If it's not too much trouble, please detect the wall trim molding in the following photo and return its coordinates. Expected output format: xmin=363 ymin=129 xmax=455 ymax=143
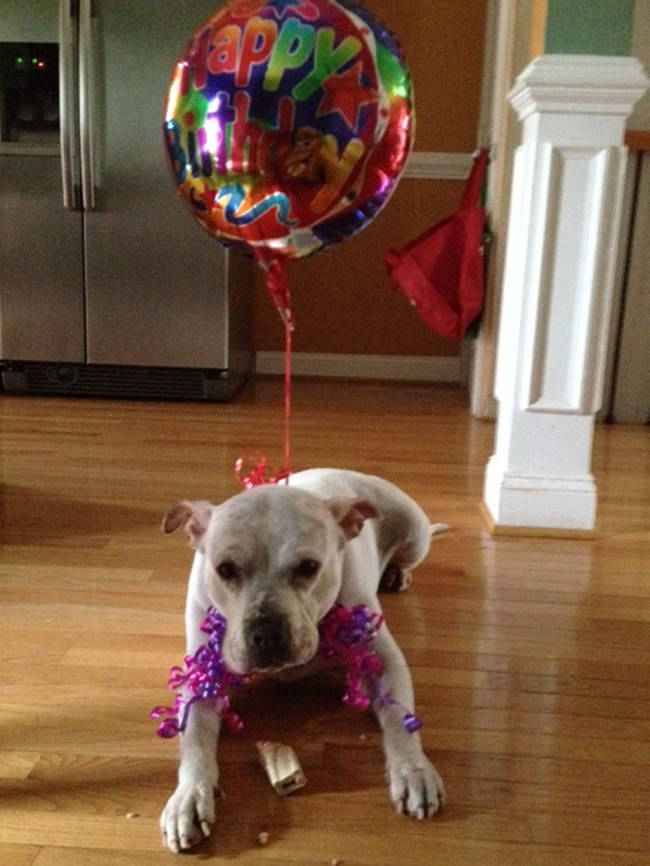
xmin=509 ymin=55 xmax=649 ymax=119
xmin=404 ymin=151 xmax=474 ymax=180
xmin=256 ymin=352 xmax=461 ymax=382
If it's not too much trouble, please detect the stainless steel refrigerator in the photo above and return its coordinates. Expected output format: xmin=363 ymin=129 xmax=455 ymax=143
xmin=0 ymin=0 xmax=253 ymax=400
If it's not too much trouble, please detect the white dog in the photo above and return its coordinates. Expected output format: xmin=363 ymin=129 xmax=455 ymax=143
xmin=158 ymin=468 xmax=446 ymax=853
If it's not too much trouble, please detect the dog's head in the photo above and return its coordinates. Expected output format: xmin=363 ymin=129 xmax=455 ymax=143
xmin=163 ymin=485 xmax=376 ymax=674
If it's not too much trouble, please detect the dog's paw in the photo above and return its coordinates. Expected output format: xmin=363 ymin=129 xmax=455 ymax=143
xmin=387 ymin=754 xmax=446 ymax=820
xmin=379 ymin=564 xmax=412 ymax=593
xmin=160 ymin=779 xmax=218 ymax=853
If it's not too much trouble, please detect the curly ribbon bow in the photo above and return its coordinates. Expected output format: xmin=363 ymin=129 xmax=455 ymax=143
xmin=151 ymin=604 xmax=421 ymax=738
xmin=150 ymin=609 xmax=249 ymax=738
xmin=234 ymin=453 xmax=292 ymax=489
xmin=317 ymin=604 xmax=422 ymax=732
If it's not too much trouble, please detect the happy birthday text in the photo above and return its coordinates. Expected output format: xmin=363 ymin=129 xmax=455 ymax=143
xmin=180 ymin=16 xmax=362 ymax=98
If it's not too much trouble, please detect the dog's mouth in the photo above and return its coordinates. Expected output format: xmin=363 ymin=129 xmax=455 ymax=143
xmin=229 ymin=606 xmax=320 ymax=675
xmin=243 ymin=612 xmax=292 ymax=670
xmin=248 ymin=648 xmax=320 ymax=677
xmin=249 ymin=658 xmax=299 ymax=674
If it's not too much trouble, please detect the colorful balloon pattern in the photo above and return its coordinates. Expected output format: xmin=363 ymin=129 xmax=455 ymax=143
xmin=163 ymin=0 xmax=414 ymax=321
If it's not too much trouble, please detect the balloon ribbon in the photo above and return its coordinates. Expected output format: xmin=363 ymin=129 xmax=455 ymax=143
xmin=235 ymin=257 xmax=294 ymax=488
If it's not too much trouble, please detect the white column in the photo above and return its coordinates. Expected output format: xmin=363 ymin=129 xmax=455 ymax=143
xmin=484 ymin=55 xmax=648 ymax=533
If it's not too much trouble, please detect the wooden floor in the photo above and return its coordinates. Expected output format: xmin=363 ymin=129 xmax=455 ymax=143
xmin=1 ymin=378 xmax=649 ymax=866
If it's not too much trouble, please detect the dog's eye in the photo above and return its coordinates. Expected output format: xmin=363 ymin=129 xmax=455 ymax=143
xmin=293 ymin=559 xmax=320 ymax=580
xmin=216 ymin=560 xmax=239 ymax=581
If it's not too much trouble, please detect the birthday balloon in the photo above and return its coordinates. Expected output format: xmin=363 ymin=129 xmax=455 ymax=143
xmin=164 ymin=0 xmax=414 ymax=322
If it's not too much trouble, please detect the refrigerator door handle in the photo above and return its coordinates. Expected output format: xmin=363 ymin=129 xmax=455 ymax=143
xmin=79 ymin=0 xmax=98 ymax=210
xmin=58 ymin=0 xmax=78 ymax=211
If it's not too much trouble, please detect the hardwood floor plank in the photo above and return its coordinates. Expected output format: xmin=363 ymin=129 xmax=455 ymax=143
xmin=0 ymin=844 xmax=41 ymax=866
xmin=0 ymin=811 xmax=157 ymax=853
xmin=33 ymin=850 xmax=175 ymax=866
xmin=0 ymin=752 xmax=40 ymax=781
xmin=33 ymin=839 xmax=650 ymax=866
xmin=528 ymin=811 xmax=650 ymax=854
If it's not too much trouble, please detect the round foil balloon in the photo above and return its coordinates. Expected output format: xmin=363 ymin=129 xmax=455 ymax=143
xmin=164 ymin=0 xmax=414 ymax=323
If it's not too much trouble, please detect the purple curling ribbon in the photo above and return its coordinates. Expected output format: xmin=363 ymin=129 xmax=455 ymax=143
xmin=150 ymin=609 xmax=249 ymax=738
xmin=151 ymin=603 xmax=421 ymax=737
xmin=317 ymin=604 xmax=422 ymax=731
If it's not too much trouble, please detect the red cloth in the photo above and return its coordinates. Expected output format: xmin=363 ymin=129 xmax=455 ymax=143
xmin=385 ymin=148 xmax=489 ymax=339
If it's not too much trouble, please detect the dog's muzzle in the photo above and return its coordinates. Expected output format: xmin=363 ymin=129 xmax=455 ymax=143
xmin=245 ymin=610 xmax=293 ymax=670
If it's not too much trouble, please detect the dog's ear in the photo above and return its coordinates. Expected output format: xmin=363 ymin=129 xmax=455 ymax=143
xmin=162 ymin=500 xmax=212 ymax=548
xmin=327 ymin=498 xmax=378 ymax=541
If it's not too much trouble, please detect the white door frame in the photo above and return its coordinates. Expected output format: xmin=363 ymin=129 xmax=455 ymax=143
xmin=467 ymin=0 xmax=541 ymax=418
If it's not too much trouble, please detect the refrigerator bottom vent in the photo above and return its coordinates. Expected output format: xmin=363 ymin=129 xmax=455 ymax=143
xmin=1 ymin=362 xmax=250 ymax=402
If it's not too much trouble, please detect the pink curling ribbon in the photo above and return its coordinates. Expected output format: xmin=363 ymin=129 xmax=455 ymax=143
xmin=151 ymin=604 xmax=422 ymax=738
xmin=234 ymin=453 xmax=291 ymax=489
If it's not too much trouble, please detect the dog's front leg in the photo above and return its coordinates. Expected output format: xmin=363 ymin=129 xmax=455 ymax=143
xmin=161 ymin=562 xmax=222 ymax=853
xmin=371 ymin=624 xmax=446 ymax=819
xmin=161 ymin=704 xmax=221 ymax=852
xmin=160 ymin=700 xmax=221 ymax=852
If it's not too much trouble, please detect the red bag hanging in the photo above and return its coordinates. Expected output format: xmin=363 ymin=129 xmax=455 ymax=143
xmin=385 ymin=148 xmax=489 ymax=339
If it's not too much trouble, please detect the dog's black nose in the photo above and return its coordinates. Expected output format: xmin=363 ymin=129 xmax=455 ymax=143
xmin=246 ymin=615 xmax=291 ymax=669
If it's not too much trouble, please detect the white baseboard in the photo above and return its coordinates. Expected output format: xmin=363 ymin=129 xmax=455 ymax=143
xmin=404 ymin=151 xmax=474 ymax=180
xmin=255 ymin=352 xmax=461 ymax=382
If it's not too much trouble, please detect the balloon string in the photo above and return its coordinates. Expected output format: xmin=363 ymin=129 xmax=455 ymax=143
xmin=235 ymin=256 xmax=293 ymax=488
xmin=284 ymin=316 xmax=292 ymax=473
xmin=264 ymin=255 xmax=293 ymax=475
